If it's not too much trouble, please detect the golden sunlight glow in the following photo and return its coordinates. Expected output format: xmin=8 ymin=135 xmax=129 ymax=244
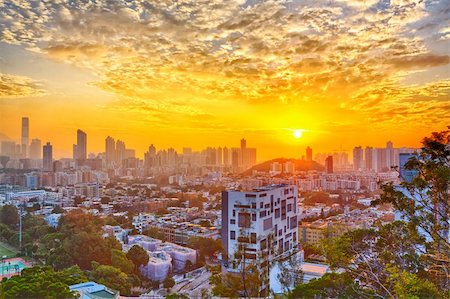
xmin=293 ymin=130 xmax=303 ymax=139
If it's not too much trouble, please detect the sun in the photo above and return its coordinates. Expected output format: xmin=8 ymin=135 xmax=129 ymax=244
xmin=293 ymin=130 xmax=303 ymax=139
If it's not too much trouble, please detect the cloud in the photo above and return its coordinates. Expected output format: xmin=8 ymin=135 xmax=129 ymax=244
xmin=0 ymin=0 xmax=448 ymax=129
xmin=0 ymin=73 xmax=46 ymax=98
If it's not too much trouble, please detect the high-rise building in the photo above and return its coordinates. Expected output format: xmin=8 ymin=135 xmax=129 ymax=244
xmin=29 ymin=139 xmax=41 ymax=159
xmin=221 ymin=184 xmax=299 ymax=294
xmin=116 ymin=140 xmax=126 ymax=164
xmin=386 ymin=141 xmax=395 ymax=169
xmin=43 ymin=142 xmax=53 ymax=172
xmin=76 ymin=129 xmax=87 ymax=160
xmin=105 ymin=136 xmax=116 ymax=163
xmin=353 ymin=146 xmax=364 ymax=171
xmin=325 ymin=156 xmax=333 ymax=173
xmin=21 ymin=117 xmax=29 ymax=157
xmin=306 ymin=146 xmax=312 ymax=161
xmin=217 ymin=147 xmax=223 ymax=165
xmin=240 ymin=138 xmax=246 ymax=150
xmin=223 ymin=147 xmax=230 ymax=166
xmin=364 ymin=146 xmax=374 ymax=171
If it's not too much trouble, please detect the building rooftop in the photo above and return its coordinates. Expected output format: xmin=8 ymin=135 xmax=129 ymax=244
xmin=253 ymin=184 xmax=290 ymax=192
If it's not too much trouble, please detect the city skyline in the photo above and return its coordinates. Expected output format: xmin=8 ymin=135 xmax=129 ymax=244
xmin=0 ymin=1 xmax=449 ymax=161
xmin=0 ymin=116 xmax=422 ymax=162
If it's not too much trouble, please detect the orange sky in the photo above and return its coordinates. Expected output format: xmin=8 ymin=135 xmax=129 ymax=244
xmin=0 ymin=0 xmax=449 ymax=160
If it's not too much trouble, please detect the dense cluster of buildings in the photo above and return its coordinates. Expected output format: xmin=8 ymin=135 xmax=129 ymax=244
xmin=0 ymin=116 xmax=423 ymax=296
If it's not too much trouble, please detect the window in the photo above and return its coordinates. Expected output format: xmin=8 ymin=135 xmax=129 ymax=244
xmin=252 ymin=213 xmax=256 ymax=221
xmin=232 ymin=210 xmax=236 ymax=217
xmin=290 ymin=216 xmax=298 ymax=229
xmin=263 ymin=218 xmax=273 ymax=230
xmin=238 ymin=212 xmax=251 ymax=228
xmin=260 ymin=202 xmax=264 ymax=208
xmin=251 ymin=202 xmax=256 ymax=209
xmin=230 ymin=219 xmax=236 ymax=224
xmin=260 ymin=210 xmax=267 ymax=218
xmin=230 ymin=230 xmax=236 ymax=240
xmin=250 ymin=233 xmax=257 ymax=244
xmin=275 ymin=208 xmax=280 ymax=218
xmin=287 ymin=203 xmax=292 ymax=212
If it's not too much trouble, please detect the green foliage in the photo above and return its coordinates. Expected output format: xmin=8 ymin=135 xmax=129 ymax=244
xmin=126 ymin=244 xmax=149 ymax=272
xmin=144 ymin=226 xmax=166 ymax=241
xmin=111 ymin=249 xmax=134 ymax=274
xmin=166 ymin=294 xmax=189 ymax=299
xmin=90 ymin=263 xmax=132 ymax=296
xmin=211 ymin=264 xmax=261 ymax=298
xmin=0 ymin=205 xmax=19 ymax=228
xmin=390 ymin=268 xmax=442 ymax=299
xmin=63 ymin=231 xmax=113 ymax=269
xmin=288 ymin=273 xmax=362 ymax=299
xmin=0 ymin=266 xmax=87 ymax=299
xmin=187 ymin=236 xmax=222 ymax=263
xmin=324 ymin=222 xmax=429 ymax=297
xmin=163 ymin=275 xmax=175 ymax=289
xmin=376 ymin=129 xmax=450 ymax=292
xmin=51 ymin=206 xmax=64 ymax=214
xmin=303 ymin=191 xmax=331 ymax=205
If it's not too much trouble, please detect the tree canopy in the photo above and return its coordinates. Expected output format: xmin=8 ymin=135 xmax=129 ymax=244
xmin=0 ymin=266 xmax=87 ymax=299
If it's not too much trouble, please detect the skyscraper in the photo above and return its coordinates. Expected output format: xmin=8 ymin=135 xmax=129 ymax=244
xmin=76 ymin=129 xmax=87 ymax=160
xmin=21 ymin=117 xmax=29 ymax=157
xmin=116 ymin=140 xmax=126 ymax=164
xmin=29 ymin=138 xmax=41 ymax=160
xmin=306 ymin=146 xmax=312 ymax=161
xmin=105 ymin=136 xmax=116 ymax=163
xmin=353 ymin=146 xmax=364 ymax=171
xmin=325 ymin=155 xmax=333 ymax=173
xmin=240 ymin=138 xmax=246 ymax=150
xmin=43 ymin=142 xmax=53 ymax=171
xmin=365 ymin=146 xmax=374 ymax=171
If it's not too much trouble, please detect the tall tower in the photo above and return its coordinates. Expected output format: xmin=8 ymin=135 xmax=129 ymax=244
xmin=76 ymin=129 xmax=87 ymax=160
xmin=105 ymin=136 xmax=116 ymax=163
xmin=116 ymin=140 xmax=126 ymax=165
xmin=240 ymin=138 xmax=246 ymax=150
xmin=21 ymin=117 xmax=29 ymax=158
xmin=240 ymin=138 xmax=247 ymax=168
xmin=29 ymin=139 xmax=41 ymax=160
xmin=353 ymin=146 xmax=364 ymax=171
xmin=325 ymin=155 xmax=333 ymax=173
xmin=306 ymin=146 xmax=312 ymax=161
xmin=364 ymin=146 xmax=373 ymax=171
xmin=43 ymin=142 xmax=53 ymax=172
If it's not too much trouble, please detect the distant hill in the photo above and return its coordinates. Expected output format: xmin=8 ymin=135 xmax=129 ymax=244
xmin=243 ymin=158 xmax=324 ymax=175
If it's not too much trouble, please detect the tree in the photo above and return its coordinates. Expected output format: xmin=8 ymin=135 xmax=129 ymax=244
xmin=63 ymin=231 xmax=113 ymax=269
xmin=112 ymin=249 xmax=134 ymax=274
xmin=163 ymin=275 xmax=175 ymax=290
xmin=0 ymin=266 xmax=87 ymax=298
xmin=288 ymin=272 xmax=363 ymax=299
xmin=324 ymin=222 xmax=431 ymax=298
xmin=187 ymin=237 xmax=222 ymax=263
xmin=90 ymin=263 xmax=132 ymax=296
xmin=0 ymin=205 xmax=19 ymax=227
xmin=101 ymin=196 xmax=112 ymax=204
xmin=126 ymin=244 xmax=149 ymax=273
xmin=51 ymin=206 xmax=64 ymax=214
xmin=166 ymin=294 xmax=189 ymax=299
xmin=277 ymin=251 xmax=304 ymax=293
xmin=377 ymin=129 xmax=450 ymax=291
